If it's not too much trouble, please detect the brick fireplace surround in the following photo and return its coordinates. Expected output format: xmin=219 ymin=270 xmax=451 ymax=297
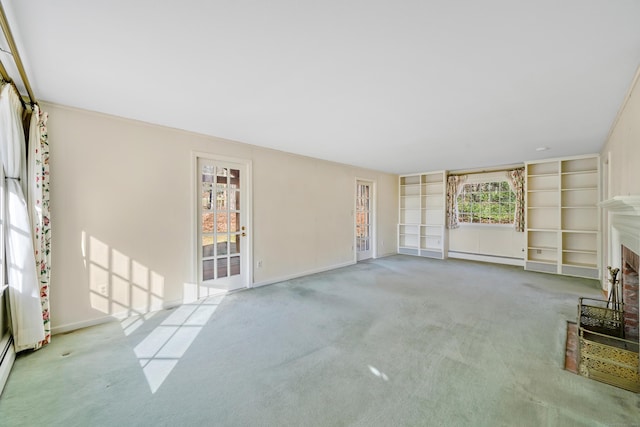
xmin=622 ymin=245 xmax=639 ymax=340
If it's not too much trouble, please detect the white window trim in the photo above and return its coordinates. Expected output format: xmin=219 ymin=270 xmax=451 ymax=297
xmin=457 ymin=222 xmax=515 ymax=229
xmin=463 ymin=171 xmax=510 ymax=185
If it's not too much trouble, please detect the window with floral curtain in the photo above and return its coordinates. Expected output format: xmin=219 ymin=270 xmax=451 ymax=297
xmin=0 ymin=83 xmax=45 ymax=351
xmin=506 ymin=168 xmax=525 ymax=232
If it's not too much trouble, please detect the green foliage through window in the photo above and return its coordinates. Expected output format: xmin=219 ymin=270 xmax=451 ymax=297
xmin=457 ymin=181 xmax=515 ymax=224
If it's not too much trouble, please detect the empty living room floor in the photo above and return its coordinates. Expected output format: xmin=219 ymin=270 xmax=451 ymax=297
xmin=1 ymin=255 xmax=639 ymax=426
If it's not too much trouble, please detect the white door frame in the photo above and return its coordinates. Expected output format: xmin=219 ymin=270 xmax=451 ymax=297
xmin=354 ymin=178 xmax=377 ymax=261
xmin=192 ymin=152 xmax=253 ymax=290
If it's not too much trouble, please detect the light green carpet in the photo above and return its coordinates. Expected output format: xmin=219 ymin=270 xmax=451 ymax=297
xmin=1 ymin=256 xmax=638 ymax=426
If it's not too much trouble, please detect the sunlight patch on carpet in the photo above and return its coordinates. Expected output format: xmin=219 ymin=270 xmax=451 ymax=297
xmin=132 ymin=295 xmax=223 ymax=393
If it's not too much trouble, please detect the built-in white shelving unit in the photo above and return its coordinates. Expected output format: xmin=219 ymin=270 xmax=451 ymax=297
xmin=525 ymin=155 xmax=599 ymax=279
xmin=398 ymin=171 xmax=446 ymax=259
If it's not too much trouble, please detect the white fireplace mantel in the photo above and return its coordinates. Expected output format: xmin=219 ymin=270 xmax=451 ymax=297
xmin=600 ymin=196 xmax=640 ymax=278
xmin=599 ymin=196 xmax=640 ymax=215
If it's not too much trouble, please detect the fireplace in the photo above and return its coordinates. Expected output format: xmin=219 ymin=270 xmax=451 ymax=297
xmin=601 ymin=197 xmax=640 ymax=337
xmin=579 ymin=196 xmax=640 ymax=391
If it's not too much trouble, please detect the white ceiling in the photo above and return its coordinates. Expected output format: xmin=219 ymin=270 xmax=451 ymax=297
xmin=3 ymin=0 xmax=640 ymax=174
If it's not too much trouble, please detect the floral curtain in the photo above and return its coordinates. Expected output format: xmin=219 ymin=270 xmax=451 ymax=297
xmin=446 ymin=175 xmax=467 ymax=229
xmin=506 ymin=168 xmax=525 ymax=232
xmin=28 ymin=105 xmax=51 ymax=348
xmin=0 ymin=83 xmax=45 ymax=351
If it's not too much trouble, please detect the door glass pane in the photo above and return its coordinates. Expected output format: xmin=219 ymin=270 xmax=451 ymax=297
xmin=217 ymin=259 xmax=228 ymax=278
xmin=230 ymin=256 xmax=240 ymax=276
xmin=203 ymin=260 xmax=215 ymax=281
xmin=202 ymin=165 xmax=214 ymax=183
xmin=232 ymin=191 xmax=240 ymax=211
xmin=202 ymin=213 xmax=214 ymax=233
xmin=216 ymin=213 xmax=228 ymax=232
xmin=216 ymin=189 xmax=227 ymax=210
xmin=229 ymin=234 xmax=240 ymax=255
xmin=202 ymin=235 xmax=214 ymax=257
xmin=216 ymin=167 xmax=228 ymax=185
xmin=230 ymin=169 xmax=240 ymax=189
xmin=230 ymin=213 xmax=240 ymax=232
xmin=217 ymin=235 xmax=228 ymax=256
xmin=202 ymin=183 xmax=213 ymax=210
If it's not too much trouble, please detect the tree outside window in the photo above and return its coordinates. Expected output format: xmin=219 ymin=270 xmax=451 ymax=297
xmin=457 ymin=181 xmax=515 ymax=224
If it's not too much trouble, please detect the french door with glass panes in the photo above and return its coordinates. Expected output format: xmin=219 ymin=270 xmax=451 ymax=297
xmin=356 ymin=180 xmax=373 ymax=261
xmin=198 ymin=157 xmax=248 ymax=291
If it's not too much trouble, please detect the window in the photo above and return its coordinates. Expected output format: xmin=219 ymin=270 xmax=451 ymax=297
xmin=457 ymin=181 xmax=515 ymax=224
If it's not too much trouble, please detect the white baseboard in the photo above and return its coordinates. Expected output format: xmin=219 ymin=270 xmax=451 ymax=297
xmin=51 ymin=298 xmax=184 ymax=335
xmin=252 ymin=260 xmax=356 ymax=288
xmin=448 ymin=251 xmax=524 ymax=267
xmin=51 ymin=315 xmax=115 ymax=335
xmin=52 ymin=261 xmax=362 ymax=334
xmin=375 ymin=252 xmax=397 ymax=259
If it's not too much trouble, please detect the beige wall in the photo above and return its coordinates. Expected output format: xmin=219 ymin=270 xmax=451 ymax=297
xmin=45 ymin=103 xmax=397 ymax=332
xmin=449 ymin=226 xmax=524 ymax=260
xmin=599 ymin=67 xmax=640 ymax=285
xmin=601 ymin=69 xmax=640 ymax=197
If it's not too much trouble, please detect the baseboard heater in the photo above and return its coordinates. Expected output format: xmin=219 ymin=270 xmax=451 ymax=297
xmin=0 ymin=333 xmax=15 ymax=396
xmin=448 ymin=251 xmax=524 ymax=267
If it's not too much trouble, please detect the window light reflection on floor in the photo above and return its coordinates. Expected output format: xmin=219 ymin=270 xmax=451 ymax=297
xmin=81 ymin=231 xmax=226 ymax=393
xmin=368 ymin=365 xmax=389 ymax=381
xmin=133 ymin=295 xmax=224 ymax=393
xmin=121 ymin=312 xmax=157 ymax=336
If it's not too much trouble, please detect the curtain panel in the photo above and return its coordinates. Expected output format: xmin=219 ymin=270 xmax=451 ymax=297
xmin=446 ymin=175 xmax=467 ymax=229
xmin=0 ymin=83 xmax=46 ymax=351
xmin=506 ymin=168 xmax=525 ymax=232
xmin=28 ymin=105 xmax=51 ymax=348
